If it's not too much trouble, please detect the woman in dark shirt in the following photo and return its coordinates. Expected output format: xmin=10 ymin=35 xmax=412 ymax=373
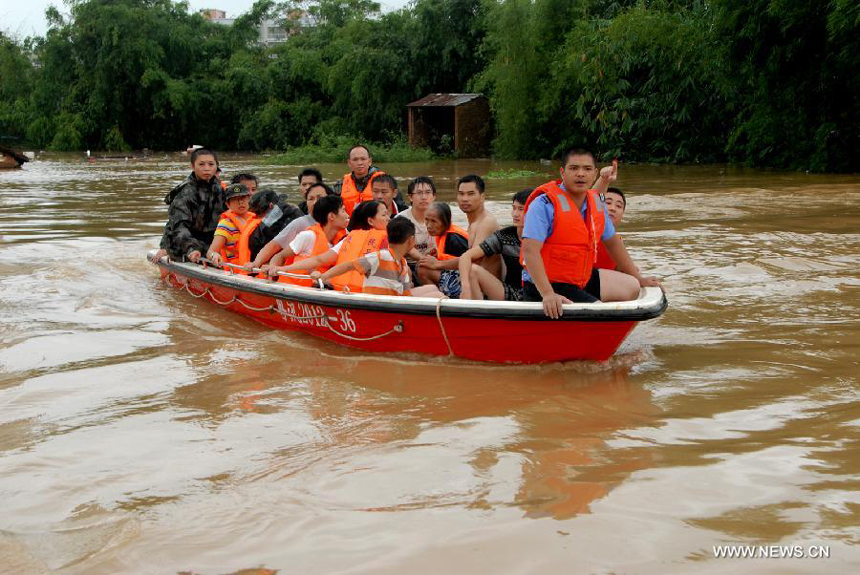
xmin=418 ymin=202 xmax=469 ymax=297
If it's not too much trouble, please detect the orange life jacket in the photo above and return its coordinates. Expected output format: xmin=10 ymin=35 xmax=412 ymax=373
xmin=235 ymin=216 xmax=262 ymax=267
xmin=434 ymin=224 xmax=469 ymax=261
xmin=521 ymin=181 xmax=606 ymax=287
xmin=217 ymin=210 xmax=251 ymax=264
xmin=595 ymin=241 xmax=616 ymax=270
xmin=341 ymin=171 xmax=386 ymax=216
xmin=279 ymin=224 xmax=346 ymax=286
xmin=329 ymin=228 xmax=389 ymax=293
xmin=363 ymin=249 xmax=411 ymax=296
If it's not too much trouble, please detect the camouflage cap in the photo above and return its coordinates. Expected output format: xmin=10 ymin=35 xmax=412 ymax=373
xmin=225 ymin=182 xmax=251 ymax=201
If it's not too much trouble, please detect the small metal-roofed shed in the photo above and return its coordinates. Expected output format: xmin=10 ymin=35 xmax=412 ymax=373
xmin=407 ymin=93 xmax=491 ymax=158
xmin=0 ymin=145 xmax=30 ymax=169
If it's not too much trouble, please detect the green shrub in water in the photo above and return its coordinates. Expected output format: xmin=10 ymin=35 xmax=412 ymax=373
xmin=485 ymin=168 xmax=545 ymax=179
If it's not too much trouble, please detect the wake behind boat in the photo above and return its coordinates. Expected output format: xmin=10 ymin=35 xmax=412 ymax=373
xmin=149 ymin=250 xmax=668 ymax=364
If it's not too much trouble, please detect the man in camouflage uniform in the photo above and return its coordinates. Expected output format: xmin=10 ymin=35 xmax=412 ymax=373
xmin=158 ymin=171 xmax=227 ymax=261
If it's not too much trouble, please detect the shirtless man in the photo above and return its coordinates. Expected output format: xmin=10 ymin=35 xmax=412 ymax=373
xmin=417 ymin=174 xmax=500 ymax=297
xmin=459 ymin=189 xmax=531 ymax=301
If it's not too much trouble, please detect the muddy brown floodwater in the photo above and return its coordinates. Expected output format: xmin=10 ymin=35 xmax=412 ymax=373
xmin=0 ymin=154 xmax=858 ymax=574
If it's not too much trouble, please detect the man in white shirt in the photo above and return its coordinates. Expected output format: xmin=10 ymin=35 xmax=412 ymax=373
xmin=244 ymin=183 xmax=335 ymax=271
xmin=396 ymin=176 xmax=437 ymax=259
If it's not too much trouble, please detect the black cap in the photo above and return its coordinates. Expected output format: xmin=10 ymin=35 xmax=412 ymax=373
xmin=225 ymin=183 xmax=251 ymax=201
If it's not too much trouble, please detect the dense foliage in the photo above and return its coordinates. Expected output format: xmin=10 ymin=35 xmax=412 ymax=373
xmin=0 ymin=0 xmax=856 ymax=171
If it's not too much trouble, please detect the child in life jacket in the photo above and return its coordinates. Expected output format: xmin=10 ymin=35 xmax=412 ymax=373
xmin=312 ymin=217 xmax=443 ymax=298
xmin=205 ymin=183 xmax=252 ymax=266
xmin=275 ymin=200 xmax=391 ymax=292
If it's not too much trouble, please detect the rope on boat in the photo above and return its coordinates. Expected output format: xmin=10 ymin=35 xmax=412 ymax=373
xmin=169 ymin=274 xmax=275 ymax=312
xmin=435 ymin=295 xmax=454 ymax=357
xmin=235 ymin=299 xmax=278 ymax=312
xmin=176 ymin=278 xmax=209 ymax=299
xmin=324 ymin=319 xmax=404 ymax=341
xmin=165 ymin=272 xmax=403 ymax=342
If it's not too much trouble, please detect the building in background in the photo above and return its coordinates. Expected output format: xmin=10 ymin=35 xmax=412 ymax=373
xmin=199 ymin=8 xmax=227 ymax=20
xmin=407 ymin=94 xmax=491 ymax=158
xmin=199 ymin=7 xmax=312 ymax=46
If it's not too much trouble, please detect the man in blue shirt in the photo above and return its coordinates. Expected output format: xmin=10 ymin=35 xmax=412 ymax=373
xmin=521 ymin=149 xmax=661 ymax=318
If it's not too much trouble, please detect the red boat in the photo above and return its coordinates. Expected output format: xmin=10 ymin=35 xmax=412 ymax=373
xmin=149 ymin=250 xmax=667 ymax=364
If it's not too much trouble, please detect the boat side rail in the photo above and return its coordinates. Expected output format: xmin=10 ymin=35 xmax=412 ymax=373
xmin=201 ymin=258 xmax=327 ymax=289
xmin=149 ymin=250 xmax=668 ymax=322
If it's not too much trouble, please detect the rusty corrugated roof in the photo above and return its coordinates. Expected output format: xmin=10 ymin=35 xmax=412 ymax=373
xmin=0 ymin=145 xmax=29 ymax=164
xmin=406 ymin=93 xmax=485 ymax=107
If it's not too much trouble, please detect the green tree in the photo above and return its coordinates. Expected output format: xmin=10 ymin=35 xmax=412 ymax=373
xmin=103 ymin=124 xmax=131 ymax=151
xmin=407 ymin=0 xmax=487 ymax=96
xmin=0 ymin=33 xmax=32 ymax=102
xmin=541 ymin=4 xmax=730 ymax=162
xmin=30 ymin=0 xmax=272 ymax=150
xmin=50 ymin=112 xmax=85 ymax=150
xmin=0 ymin=33 xmax=35 ymax=141
xmin=303 ymin=0 xmax=381 ymax=27
xmin=477 ymin=0 xmax=583 ymax=158
xmin=714 ymin=0 xmax=859 ymax=171
xmin=476 ymin=0 xmax=544 ymax=158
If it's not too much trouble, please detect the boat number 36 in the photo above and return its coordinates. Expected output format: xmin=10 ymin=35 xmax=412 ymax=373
xmin=335 ymin=309 xmax=356 ymax=333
